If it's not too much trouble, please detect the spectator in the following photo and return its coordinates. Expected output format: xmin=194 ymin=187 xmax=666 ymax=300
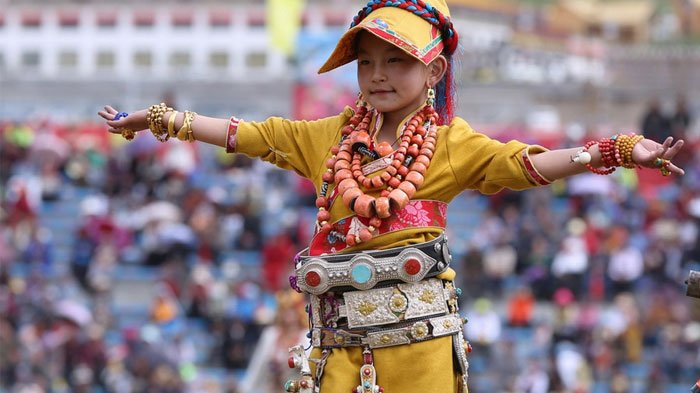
xmin=640 ymin=98 xmax=669 ymax=143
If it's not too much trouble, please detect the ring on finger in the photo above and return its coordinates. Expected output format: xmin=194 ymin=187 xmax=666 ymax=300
xmin=121 ymin=128 xmax=135 ymax=141
xmin=659 ymin=159 xmax=671 ymax=176
xmin=113 ymin=111 xmax=129 ymax=121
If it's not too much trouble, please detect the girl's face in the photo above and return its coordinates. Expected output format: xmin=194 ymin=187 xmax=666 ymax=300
xmin=356 ymin=32 xmax=431 ymax=121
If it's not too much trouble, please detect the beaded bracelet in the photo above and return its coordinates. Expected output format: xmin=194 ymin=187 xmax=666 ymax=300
xmin=599 ymin=135 xmax=618 ymax=168
xmin=575 ymin=140 xmax=616 ymax=175
xmin=614 ymin=134 xmax=644 ymax=168
xmin=146 ymin=103 xmax=174 ymax=142
xmin=572 ymin=133 xmax=644 ymax=175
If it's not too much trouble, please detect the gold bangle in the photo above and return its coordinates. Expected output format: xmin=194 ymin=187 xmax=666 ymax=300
xmin=177 ymin=111 xmax=197 ymax=142
xmin=167 ymin=111 xmax=179 ymax=138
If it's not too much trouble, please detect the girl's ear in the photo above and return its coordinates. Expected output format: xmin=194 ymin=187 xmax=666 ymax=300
xmin=427 ymin=55 xmax=448 ymax=87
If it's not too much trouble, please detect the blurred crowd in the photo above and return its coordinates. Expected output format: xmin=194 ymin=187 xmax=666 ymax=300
xmin=1 ymin=98 xmax=700 ymax=393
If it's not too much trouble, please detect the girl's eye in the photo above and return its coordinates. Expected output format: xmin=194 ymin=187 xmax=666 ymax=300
xmin=388 ymin=57 xmax=402 ymax=63
xmin=358 ymin=59 xmax=370 ymax=65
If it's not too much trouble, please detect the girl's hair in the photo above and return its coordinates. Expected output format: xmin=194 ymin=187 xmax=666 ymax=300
xmin=434 ymin=54 xmax=455 ymax=125
xmin=351 ymin=0 xmax=459 ymax=125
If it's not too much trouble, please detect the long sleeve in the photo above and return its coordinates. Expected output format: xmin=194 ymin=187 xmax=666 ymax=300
xmin=234 ymin=107 xmax=353 ymax=182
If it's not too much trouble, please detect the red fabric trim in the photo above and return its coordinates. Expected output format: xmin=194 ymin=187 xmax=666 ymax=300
xmin=309 ymin=199 xmax=447 ymax=256
xmin=521 ymin=149 xmax=551 ymax=186
xmin=364 ymin=23 xmax=444 ymax=65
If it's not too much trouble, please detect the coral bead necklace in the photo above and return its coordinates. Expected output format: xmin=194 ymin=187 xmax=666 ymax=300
xmin=315 ymin=95 xmax=439 ymax=247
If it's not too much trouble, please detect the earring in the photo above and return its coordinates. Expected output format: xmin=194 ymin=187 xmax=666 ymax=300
xmin=426 ymin=87 xmax=435 ymax=107
xmin=356 ymin=92 xmax=368 ymax=108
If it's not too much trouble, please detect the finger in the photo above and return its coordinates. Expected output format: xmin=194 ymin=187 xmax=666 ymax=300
xmin=104 ymin=105 xmax=118 ymax=115
xmin=98 ymin=111 xmax=114 ymax=120
xmin=662 ymin=136 xmax=673 ymax=148
xmin=655 ymin=137 xmax=672 ymax=156
xmin=663 ymin=139 xmax=684 ymax=160
xmin=668 ymin=162 xmax=685 ymax=176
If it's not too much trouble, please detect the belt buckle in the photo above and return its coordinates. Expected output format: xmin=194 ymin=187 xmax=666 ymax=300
xmin=344 ymin=278 xmax=448 ymax=329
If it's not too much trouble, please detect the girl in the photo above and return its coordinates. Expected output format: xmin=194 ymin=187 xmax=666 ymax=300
xmin=99 ymin=1 xmax=684 ymax=392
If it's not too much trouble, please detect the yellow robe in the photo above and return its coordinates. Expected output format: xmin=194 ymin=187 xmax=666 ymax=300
xmin=235 ymin=107 xmax=547 ymax=392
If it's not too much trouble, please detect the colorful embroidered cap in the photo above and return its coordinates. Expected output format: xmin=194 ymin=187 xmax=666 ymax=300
xmin=318 ymin=0 xmax=457 ymax=74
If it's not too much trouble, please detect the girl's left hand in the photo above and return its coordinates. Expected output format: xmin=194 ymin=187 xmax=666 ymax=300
xmin=632 ymin=137 xmax=685 ymax=176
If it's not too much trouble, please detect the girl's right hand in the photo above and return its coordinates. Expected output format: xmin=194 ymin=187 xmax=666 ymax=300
xmin=98 ymin=105 xmax=149 ymax=137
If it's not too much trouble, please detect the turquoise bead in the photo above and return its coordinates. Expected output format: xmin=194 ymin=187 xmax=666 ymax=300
xmin=351 ymin=264 xmax=372 ymax=284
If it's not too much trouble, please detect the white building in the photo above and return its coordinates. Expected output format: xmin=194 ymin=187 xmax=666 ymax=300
xmin=0 ymin=1 xmax=354 ymax=82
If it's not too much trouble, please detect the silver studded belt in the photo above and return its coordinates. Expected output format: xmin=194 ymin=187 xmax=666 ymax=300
xmin=311 ymin=313 xmax=464 ymax=349
xmin=310 ymin=277 xmax=460 ymax=328
xmin=295 ymin=234 xmax=452 ymax=295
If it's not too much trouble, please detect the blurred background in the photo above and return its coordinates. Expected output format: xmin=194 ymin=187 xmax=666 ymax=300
xmin=1 ymin=0 xmax=700 ymax=392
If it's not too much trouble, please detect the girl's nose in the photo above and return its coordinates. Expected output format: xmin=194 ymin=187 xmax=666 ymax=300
xmin=371 ymin=66 xmax=387 ymax=82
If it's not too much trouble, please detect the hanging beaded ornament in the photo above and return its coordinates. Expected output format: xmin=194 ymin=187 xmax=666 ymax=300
xmin=315 ymin=89 xmax=439 ymax=247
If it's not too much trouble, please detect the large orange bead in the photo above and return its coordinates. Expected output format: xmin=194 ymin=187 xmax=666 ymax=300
xmin=334 ymin=169 xmax=352 ymax=184
xmin=415 ymin=155 xmax=431 ymax=167
xmin=419 ymin=149 xmax=433 ymax=159
xmin=375 ymin=197 xmax=391 ymax=218
xmin=405 ymin=171 xmax=425 ymax=187
xmin=334 ymin=160 xmax=350 ymax=171
xmin=337 ymin=151 xmax=353 ymax=161
xmin=388 ymin=188 xmax=409 ymax=211
xmin=370 ymin=176 xmax=384 ymax=189
xmin=337 ymin=178 xmax=359 ymax=194
xmin=352 ymin=131 xmax=371 ymax=150
xmin=342 ymin=187 xmax=362 ymax=208
xmin=375 ymin=141 xmax=394 ymax=157
xmin=353 ymin=194 xmax=376 ymax=217
xmin=410 ymin=162 xmax=427 ymax=175
xmin=398 ymin=181 xmax=416 ymax=198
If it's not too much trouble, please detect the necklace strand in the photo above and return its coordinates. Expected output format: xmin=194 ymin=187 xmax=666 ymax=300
xmin=315 ymin=98 xmax=439 ymax=247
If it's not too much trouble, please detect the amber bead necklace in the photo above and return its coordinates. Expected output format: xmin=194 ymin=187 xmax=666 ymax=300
xmin=315 ymin=91 xmax=439 ymax=247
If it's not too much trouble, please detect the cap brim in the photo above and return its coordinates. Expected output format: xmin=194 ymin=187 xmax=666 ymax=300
xmin=318 ymin=25 xmax=363 ymax=74
xmin=317 ymin=6 xmax=445 ymax=74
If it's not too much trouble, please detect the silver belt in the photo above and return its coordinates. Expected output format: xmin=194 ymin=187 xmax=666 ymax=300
xmin=311 ymin=313 xmax=464 ymax=349
xmin=296 ymin=234 xmax=451 ymax=295
xmin=310 ymin=278 xmax=459 ymax=329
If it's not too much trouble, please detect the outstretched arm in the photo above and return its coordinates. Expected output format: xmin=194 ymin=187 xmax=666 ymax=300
xmin=529 ymin=136 xmax=685 ymax=181
xmin=98 ymin=105 xmax=230 ymax=147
